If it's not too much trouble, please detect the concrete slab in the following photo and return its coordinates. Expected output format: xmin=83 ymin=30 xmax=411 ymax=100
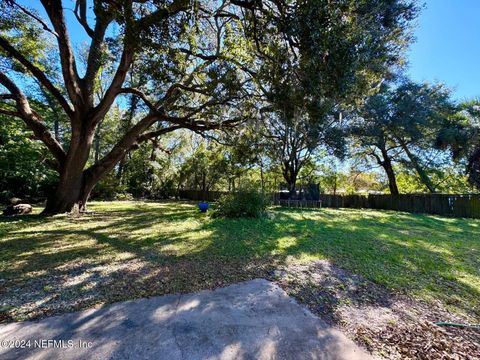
xmin=0 ymin=279 xmax=371 ymax=360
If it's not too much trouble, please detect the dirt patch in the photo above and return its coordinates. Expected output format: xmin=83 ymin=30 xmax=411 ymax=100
xmin=272 ymin=260 xmax=480 ymax=359
xmin=2 ymin=253 xmax=479 ymax=359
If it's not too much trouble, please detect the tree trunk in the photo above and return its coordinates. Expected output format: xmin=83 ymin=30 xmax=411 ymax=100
xmin=282 ymin=161 xmax=298 ymax=198
xmin=39 ymin=101 xmax=174 ymax=216
xmin=382 ymin=159 xmax=399 ymax=195
xmin=42 ymin=126 xmax=95 ymax=215
xmin=468 ymin=147 xmax=480 ymax=190
xmin=42 ymin=171 xmax=90 ymax=215
xmin=285 ymin=170 xmax=297 ymax=196
xmin=374 ymin=148 xmax=400 ymax=195
xmin=399 ymin=141 xmax=436 ymax=193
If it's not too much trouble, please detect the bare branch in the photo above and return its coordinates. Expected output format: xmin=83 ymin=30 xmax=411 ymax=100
xmin=73 ymin=0 xmax=94 ymax=38
xmin=118 ymin=88 xmax=157 ymax=112
xmin=40 ymin=0 xmax=83 ymax=107
xmin=11 ymin=1 xmax=58 ymax=38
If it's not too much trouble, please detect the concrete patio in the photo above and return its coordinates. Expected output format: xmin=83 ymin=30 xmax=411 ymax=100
xmin=0 ymin=279 xmax=371 ymax=360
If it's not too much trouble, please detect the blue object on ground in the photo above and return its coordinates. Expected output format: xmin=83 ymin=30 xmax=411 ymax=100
xmin=198 ymin=202 xmax=209 ymax=212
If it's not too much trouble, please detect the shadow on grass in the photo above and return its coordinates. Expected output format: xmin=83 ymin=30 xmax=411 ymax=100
xmin=0 ymin=279 xmax=360 ymax=360
xmin=0 ymin=202 xmax=479 ymax=322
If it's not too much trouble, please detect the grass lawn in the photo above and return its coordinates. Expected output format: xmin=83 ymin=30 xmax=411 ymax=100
xmin=0 ymin=201 xmax=479 ymax=322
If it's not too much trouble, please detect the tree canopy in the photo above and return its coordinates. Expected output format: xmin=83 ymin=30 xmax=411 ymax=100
xmin=2 ymin=0 xmax=477 ymax=213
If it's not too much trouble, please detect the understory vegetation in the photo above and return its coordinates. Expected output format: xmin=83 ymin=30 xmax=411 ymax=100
xmin=213 ymin=187 xmax=269 ymax=218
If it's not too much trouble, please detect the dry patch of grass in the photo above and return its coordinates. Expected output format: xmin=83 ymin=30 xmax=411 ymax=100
xmin=276 ymin=260 xmax=480 ymax=359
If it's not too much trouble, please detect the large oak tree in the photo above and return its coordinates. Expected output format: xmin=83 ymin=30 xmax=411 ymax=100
xmin=0 ymin=0 xmax=255 ymax=214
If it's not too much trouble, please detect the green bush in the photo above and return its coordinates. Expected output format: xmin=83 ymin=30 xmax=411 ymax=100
xmin=214 ymin=187 xmax=269 ymax=218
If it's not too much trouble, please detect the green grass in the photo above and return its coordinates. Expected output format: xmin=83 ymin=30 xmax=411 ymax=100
xmin=1 ymin=201 xmax=479 ymax=321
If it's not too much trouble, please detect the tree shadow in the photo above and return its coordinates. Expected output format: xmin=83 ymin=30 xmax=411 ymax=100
xmin=0 ymin=203 xmax=479 ymax=323
xmin=0 ymin=279 xmax=367 ymax=360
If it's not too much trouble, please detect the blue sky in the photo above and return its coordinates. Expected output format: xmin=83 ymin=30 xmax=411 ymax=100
xmin=407 ymin=0 xmax=480 ymax=101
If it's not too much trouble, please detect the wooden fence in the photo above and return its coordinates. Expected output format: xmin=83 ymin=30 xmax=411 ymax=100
xmin=322 ymin=194 xmax=480 ymax=218
xmin=177 ymin=190 xmax=480 ymax=219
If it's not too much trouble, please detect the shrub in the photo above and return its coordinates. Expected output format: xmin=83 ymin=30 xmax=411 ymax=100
xmin=214 ymin=187 xmax=269 ymax=218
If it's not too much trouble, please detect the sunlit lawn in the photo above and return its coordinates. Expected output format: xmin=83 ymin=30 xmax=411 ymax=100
xmin=0 ymin=201 xmax=479 ymax=321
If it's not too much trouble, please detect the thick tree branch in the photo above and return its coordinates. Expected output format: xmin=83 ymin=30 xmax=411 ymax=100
xmin=82 ymin=15 xmax=112 ymax=105
xmin=93 ymin=0 xmax=192 ymax=125
xmin=91 ymin=46 xmax=134 ymax=125
xmin=0 ymin=36 xmax=73 ymax=116
xmin=74 ymin=0 xmax=95 ymax=38
xmin=91 ymin=1 xmax=137 ymax=125
xmin=137 ymin=125 xmax=183 ymax=142
xmin=178 ymin=48 xmax=219 ymax=61
xmin=85 ymin=113 xmax=165 ymax=181
xmin=0 ymin=94 xmax=15 ymax=100
xmin=40 ymin=0 xmax=83 ymax=107
xmin=369 ymin=150 xmax=384 ymax=166
xmin=164 ymin=115 xmax=241 ymax=133
xmin=137 ymin=0 xmax=191 ymax=28
xmin=0 ymin=71 xmax=66 ymax=163
xmin=230 ymin=0 xmax=256 ymax=10
xmin=42 ymin=158 xmax=60 ymax=171
xmin=87 ymin=109 xmax=241 ymax=185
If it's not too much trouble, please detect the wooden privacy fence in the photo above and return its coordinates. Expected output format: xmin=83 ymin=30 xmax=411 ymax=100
xmin=178 ymin=190 xmax=480 ymax=219
xmin=318 ymin=194 xmax=480 ymax=219
xmin=318 ymin=194 xmax=480 ymax=218
xmin=366 ymin=194 xmax=480 ymax=218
